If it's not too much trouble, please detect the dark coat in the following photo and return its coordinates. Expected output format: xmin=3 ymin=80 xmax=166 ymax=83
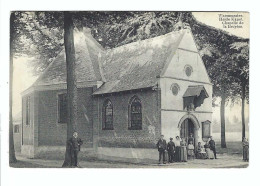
xmin=167 ymin=141 xmax=176 ymax=152
xmin=68 ymin=137 xmax=83 ymax=151
xmin=157 ymin=139 xmax=167 ymax=151
xmin=209 ymin=139 xmax=216 ymax=150
xmin=188 ymin=137 xmax=194 ymax=144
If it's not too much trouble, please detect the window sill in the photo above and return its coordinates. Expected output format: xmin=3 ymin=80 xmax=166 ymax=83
xmin=128 ymin=128 xmax=142 ymax=130
xmin=102 ymin=128 xmax=114 ymax=130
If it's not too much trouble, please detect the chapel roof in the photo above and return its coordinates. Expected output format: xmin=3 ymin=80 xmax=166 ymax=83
xmin=28 ymin=28 xmax=187 ymax=95
xmin=32 ymin=28 xmax=105 ymax=87
xmin=93 ymin=30 xmax=186 ymax=95
xmin=183 ymin=85 xmax=209 ymax=98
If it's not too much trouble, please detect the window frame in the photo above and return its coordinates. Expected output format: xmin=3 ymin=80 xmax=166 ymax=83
xmin=171 ymin=83 xmax=180 ymax=96
xmin=14 ymin=125 xmax=20 ymax=133
xmin=184 ymin=65 xmax=193 ymax=77
xmin=128 ymin=96 xmax=142 ymax=130
xmin=102 ymin=99 xmax=114 ymax=130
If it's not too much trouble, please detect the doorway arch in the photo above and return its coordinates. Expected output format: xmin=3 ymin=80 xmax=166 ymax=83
xmin=178 ymin=114 xmax=200 ymax=129
xmin=178 ymin=114 xmax=200 ymax=149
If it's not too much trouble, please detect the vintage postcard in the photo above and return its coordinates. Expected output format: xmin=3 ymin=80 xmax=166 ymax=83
xmin=9 ymin=11 xmax=249 ymax=168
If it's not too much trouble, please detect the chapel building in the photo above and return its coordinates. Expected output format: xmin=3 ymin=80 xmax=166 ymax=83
xmin=21 ymin=27 xmax=212 ymax=158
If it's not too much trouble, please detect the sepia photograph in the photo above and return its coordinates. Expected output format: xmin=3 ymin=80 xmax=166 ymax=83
xmin=8 ymin=11 xmax=249 ymax=169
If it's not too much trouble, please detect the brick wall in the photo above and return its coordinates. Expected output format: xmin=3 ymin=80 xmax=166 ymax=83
xmin=94 ymin=89 xmax=161 ymax=148
xmin=37 ymin=87 xmax=94 ymax=147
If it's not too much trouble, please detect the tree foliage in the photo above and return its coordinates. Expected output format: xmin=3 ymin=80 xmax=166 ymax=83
xmin=229 ymin=41 xmax=249 ymax=102
xmin=13 ymin=11 xmax=249 ymax=80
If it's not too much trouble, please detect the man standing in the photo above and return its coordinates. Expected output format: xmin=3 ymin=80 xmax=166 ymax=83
xmin=156 ymin=135 xmax=167 ymax=164
xmin=167 ymin=138 xmax=175 ymax=163
xmin=209 ymin=136 xmax=217 ymax=159
xmin=68 ymin=131 xmax=83 ymax=167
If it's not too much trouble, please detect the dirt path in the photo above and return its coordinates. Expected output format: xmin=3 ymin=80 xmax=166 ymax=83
xmin=11 ymin=153 xmax=248 ymax=168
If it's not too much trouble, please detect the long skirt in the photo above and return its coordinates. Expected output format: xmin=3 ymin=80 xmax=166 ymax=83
xmin=187 ymin=149 xmax=195 ymax=156
xmin=243 ymin=145 xmax=249 ymax=161
xmin=180 ymin=146 xmax=187 ymax=162
xmin=196 ymin=152 xmax=208 ymax=159
xmin=174 ymin=146 xmax=182 ymax=162
xmin=206 ymin=148 xmax=214 ymax=159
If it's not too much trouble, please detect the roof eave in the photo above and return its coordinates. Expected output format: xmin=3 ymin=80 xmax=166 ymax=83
xmin=92 ymin=86 xmax=156 ymax=96
xmin=21 ymin=80 xmax=103 ymax=96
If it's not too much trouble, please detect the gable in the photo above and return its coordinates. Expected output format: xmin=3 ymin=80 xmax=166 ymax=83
xmin=178 ymin=29 xmax=198 ymax=52
xmin=162 ymin=30 xmax=211 ymax=84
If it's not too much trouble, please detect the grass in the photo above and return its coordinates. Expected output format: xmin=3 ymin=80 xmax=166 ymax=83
xmin=215 ymin=141 xmax=243 ymax=155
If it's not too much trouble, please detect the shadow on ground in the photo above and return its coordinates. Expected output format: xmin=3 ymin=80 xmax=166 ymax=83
xmin=10 ymin=160 xmax=51 ymax=168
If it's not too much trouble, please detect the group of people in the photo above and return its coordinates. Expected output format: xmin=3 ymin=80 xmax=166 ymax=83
xmin=67 ymin=132 xmax=248 ymax=167
xmin=156 ymin=134 xmax=217 ymax=164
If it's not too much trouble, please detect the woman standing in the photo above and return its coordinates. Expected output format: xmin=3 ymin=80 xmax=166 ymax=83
xmin=180 ymin=138 xmax=187 ymax=162
xmin=174 ymin=136 xmax=181 ymax=162
xmin=204 ymin=141 xmax=214 ymax=159
xmin=242 ymin=137 xmax=249 ymax=162
xmin=187 ymin=141 xmax=195 ymax=159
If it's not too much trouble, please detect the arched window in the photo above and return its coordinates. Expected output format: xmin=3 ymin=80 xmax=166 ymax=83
xmin=129 ymin=96 xmax=142 ymax=130
xmin=102 ymin=100 xmax=113 ymax=130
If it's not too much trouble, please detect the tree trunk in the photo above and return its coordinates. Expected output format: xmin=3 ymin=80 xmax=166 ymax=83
xmin=220 ymin=93 xmax=227 ymax=148
xmin=241 ymin=83 xmax=246 ymax=141
xmin=62 ymin=12 xmax=78 ymax=167
xmin=9 ymin=12 xmax=17 ymax=164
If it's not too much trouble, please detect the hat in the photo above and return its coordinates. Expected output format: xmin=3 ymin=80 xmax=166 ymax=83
xmin=170 ymin=137 xmax=173 ymax=140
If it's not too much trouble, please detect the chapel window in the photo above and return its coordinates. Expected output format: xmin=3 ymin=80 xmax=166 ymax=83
xmin=184 ymin=65 xmax=193 ymax=77
xmin=14 ymin=125 xmax=20 ymax=133
xmin=129 ymin=96 xmax=142 ymax=130
xmin=102 ymin=99 xmax=114 ymax=130
xmin=171 ymin=83 xmax=180 ymax=96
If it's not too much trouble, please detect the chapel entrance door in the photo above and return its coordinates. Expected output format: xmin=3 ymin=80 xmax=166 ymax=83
xmin=180 ymin=118 xmax=195 ymax=144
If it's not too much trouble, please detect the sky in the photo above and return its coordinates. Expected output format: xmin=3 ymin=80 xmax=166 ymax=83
xmin=12 ymin=12 xmax=250 ymax=140
xmin=193 ymin=12 xmax=249 ymax=39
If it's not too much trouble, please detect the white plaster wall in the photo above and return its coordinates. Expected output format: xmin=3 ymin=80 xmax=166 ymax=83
xmin=163 ymin=49 xmax=210 ymax=85
xmin=21 ymin=145 xmax=35 ymax=158
xmin=160 ymin=78 xmax=212 ymax=112
xmin=178 ymin=29 xmax=198 ymax=52
xmin=163 ymin=30 xmax=211 ymax=84
xmin=160 ymin=111 xmax=212 ymax=143
xmin=159 ymin=30 xmax=213 ymax=143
